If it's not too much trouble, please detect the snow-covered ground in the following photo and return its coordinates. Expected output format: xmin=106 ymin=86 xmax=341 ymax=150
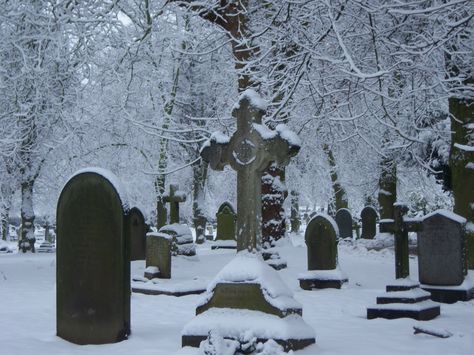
xmin=1 ymin=234 xmax=473 ymax=355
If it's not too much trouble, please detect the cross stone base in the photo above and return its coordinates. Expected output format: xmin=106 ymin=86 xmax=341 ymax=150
xmin=367 ymin=282 xmax=440 ymax=320
xmin=182 ymin=334 xmax=315 ymax=352
xmin=421 ymin=285 xmax=474 ymax=304
xmin=181 ymin=308 xmax=315 ymax=352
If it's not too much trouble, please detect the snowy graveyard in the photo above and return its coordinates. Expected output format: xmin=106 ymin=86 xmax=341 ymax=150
xmin=1 ymin=232 xmax=474 ymax=354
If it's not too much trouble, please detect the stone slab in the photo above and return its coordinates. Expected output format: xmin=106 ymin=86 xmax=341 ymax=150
xmin=367 ymin=301 xmax=440 ymax=321
xmin=421 ymin=285 xmax=474 ymax=304
xmin=131 ymin=279 xmax=207 ymax=297
xmin=299 ymin=278 xmax=348 ymax=290
xmin=376 ymin=288 xmax=431 ymax=304
xmin=181 ymin=308 xmax=315 ymax=352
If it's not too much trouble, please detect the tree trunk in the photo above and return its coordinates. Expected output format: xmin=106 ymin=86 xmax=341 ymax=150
xmin=20 ymin=180 xmax=36 ymax=253
xmin=192 ymin=159 xmax=208 ymax=244
xmin=449 ymin=81 xmax=474 ymax=268
xmin=290 ymin=190 xmax=301 ymax=233
xmin=323 ymin=144 xmax=348 ymax=212
xmin=378 ymin=157 xmax=397 ymax=220
xmin=261 ymin=164 xmax=287 ymax=246
xmin=1 ymin=206 xmax=10 ymax=241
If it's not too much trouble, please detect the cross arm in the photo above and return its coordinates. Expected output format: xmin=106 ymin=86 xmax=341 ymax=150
xmin=379 ymin=219 xmax=395 ymax=233
xmin=265 ymin=125 xmax=301 ymax=167
xmin=403 ymin=217 xmax=423 ymax=232
xmin=200 ymin=132 xmax=231 ymax=171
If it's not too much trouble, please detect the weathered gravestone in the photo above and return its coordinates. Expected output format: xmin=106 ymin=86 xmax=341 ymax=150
xmin=418 ymin=210 xmax=474 ymax=303
xmin=56 ymin=168 xmax=130 ymax=344
xmin=367 ymin=203 xmax=440 ymax=321
xmin=335 ymin=208 xmax=353 ymax=239
xmin=361 ymin=206 xmax=378 ymax=239
xmin=144 ymin=232 xmax=172 ymax=279
xmin=129 ymin=207 xmax=147 ymax=261
xmin=163 ymin=184 xmax=186 ymax=224
xmin=182 ymin=89 xmax=315 ymax=351
xmin=215 ymin=202 xmax=236 ymax=241
xmin=298 ymin=214 xmax=348 ymax=289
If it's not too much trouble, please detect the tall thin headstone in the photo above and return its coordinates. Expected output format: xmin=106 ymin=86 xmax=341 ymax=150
xmin=163 ymin=184 xmax=186 ymax=224
xmin=56 ymin=168 xmax=130 ymax=344
xmin=182 ymin=90 xmax=315 ymax=350
xmin=361 ymin=206 xmax=378 ymax=239
xmin=129 ymin=207 xmax=147 ymax=261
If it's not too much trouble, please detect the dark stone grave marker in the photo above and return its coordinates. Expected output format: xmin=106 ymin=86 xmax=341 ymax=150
xmin=335 ymin=208 xmax=352 ymax=239
xmin=129 ymin=207 xmax=146 ymax=261
xmin=56 ymin=169 xmax=130 ymax=345
xmin=145 ymin=232 xmax=172 ymax=279
xmin=215 ymin=202 xmax=236 ymax=241
xmin=298 ymin=214 xmax=348 ymax=289
xmin=361 ymin=206 xmax=378 ymax=239
xmin=418 ymin=210 xmax=474 ymax=303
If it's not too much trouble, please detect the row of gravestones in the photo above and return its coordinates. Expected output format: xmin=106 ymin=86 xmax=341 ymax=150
xmin=300 ymin=207 xmax=473 ymax=320
xmin=308 ymin=206 xmax=379 ymax=240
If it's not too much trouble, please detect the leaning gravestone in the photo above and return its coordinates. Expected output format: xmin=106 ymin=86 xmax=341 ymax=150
xmin=215 ymin=202 xmax=236 ymax=241
xmin=56 ymin=168 xmax=130 ymax=344
xmin=129 ymin=207 xmax=147 ymax=261
xmin=361 ymin=206 xmax=378 ymax=239
xmin=418 ymin=210 xmax=474 ymax=303
xmin=144 ymin=232 xmax=172 ymax=279
xmin=298 ymin=214 xmax=348 ymax=289
xmin=335 ymin=208 xmax=353 ymax=239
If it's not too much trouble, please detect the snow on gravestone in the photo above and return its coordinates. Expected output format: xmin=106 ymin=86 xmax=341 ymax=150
xmin=56 ymin=168 xmax=130 ymax=345
xmin=145 ymin=232 xmax=172 ymax=279
xmin=184 ymin=90 xmax=314 ymax=351
xmin=215 ymin=202 xmax=236 ymax=241
xmin=361 ymin=206 xmax=378 ymax=239
xmin=299 ymin=214 xmax=348 ymax=289
xmin=129 ymin=207 xmax=147 ymax=261
xmin=417 ymin=210 xmax=474 ymax=304
xmin=335 ymin=208 xmax=353 ymax=239
xmin=182 ymin=253 xmax=315 ymax=351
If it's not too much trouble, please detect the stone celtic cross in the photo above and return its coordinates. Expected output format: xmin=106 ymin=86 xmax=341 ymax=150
xmin=163 ymin=184 xmax=186 ymax=224
xmin=201 ymin=90 xmax=300 ymax=252
xmin=379 ymin=203 xmax=422 ymax=279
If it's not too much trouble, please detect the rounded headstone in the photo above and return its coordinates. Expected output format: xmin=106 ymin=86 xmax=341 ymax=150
xmin=360 ymin=206 xmax=378 ymax=239
xmin=216 ymin=202 xmax=236 ymax=241
xmin=305 ymin=214 xmax=339 ymax=270
xmin=335 ymin=208 xmax=353 ymax=239
xmin=56 ymin=170 xmax=130 ymax=345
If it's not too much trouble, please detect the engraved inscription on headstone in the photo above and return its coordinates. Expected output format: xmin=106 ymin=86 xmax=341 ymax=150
xmin=56 ymin=170 xmax=130 ymax=345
